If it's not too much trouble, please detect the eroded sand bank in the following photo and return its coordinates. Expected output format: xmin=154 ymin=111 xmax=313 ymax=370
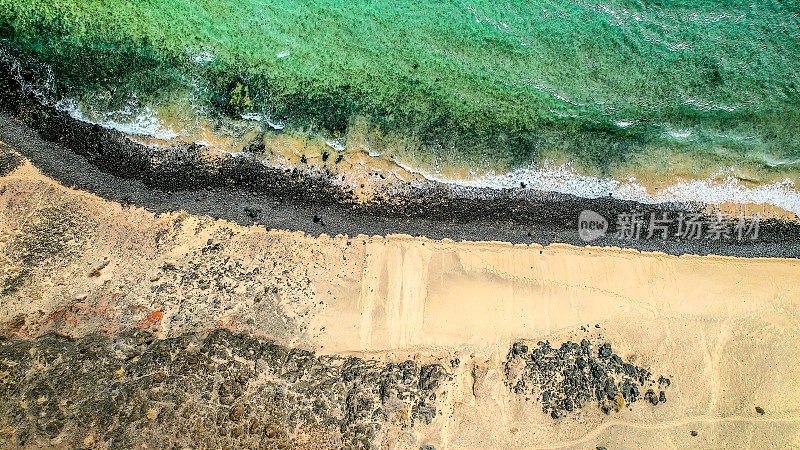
xmin=2 ymin=155 xmax=799 ymax=448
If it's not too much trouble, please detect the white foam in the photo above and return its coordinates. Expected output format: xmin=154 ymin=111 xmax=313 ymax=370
xmin=240 ymin=112 xmax=285 ymax=130
xmin=666 ymin=129 xmax=693 ymax=139
xmin=266 ymin=118 xmax=285 ymax=130
xmin=56 ymin=99 xmax=180 ymax=141
xmin=193 ymin=51 xmax=216 ymax=63
xmin=240 ymin=112 xmax=262 ymax=121
xmin=655 ymin=175 xmax=800 ymax=213
xmin=326 ymin=138 xmax=346 ymax=152
xmin=681 ymin=96 xmax=742 ymax=112
xmin=185 ymin=47 xmax=216 ymax=64
xmin=393 ymin=160 xmax=800 ymax=215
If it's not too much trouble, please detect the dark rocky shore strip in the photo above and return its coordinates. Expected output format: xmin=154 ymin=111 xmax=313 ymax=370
xmin=2 ymin=46 xmax=800 ymax=257
xmin=505 ymin=339 xmax=670 ymax=419
xmin=0 ymin=329 xmax=449 ymax=448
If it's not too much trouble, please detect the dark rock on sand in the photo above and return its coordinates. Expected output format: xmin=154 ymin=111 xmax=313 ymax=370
xmin=243 ymin=206 xmax=260 ymax=219
xmin=645 ymin=389 xmax=659 ymax=405
xmin=505 ymin=339 xmax=670 ymax=418
xmin=512 ymin=342 xmax=528 ymax=355
xmin=0 ymin=329 xmax=450 ymax=448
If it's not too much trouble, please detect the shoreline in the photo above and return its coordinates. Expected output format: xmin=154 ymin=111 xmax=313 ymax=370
xmin=55 ymin=95 xmax=800 ymax=218
xmin=3 ymin=110 xmax=799 ymax=258
xmin=2 ymin=54 xmax=800 ymax=258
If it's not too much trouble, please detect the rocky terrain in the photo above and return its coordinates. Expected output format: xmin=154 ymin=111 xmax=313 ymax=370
xmin=0 ymin=329 xmax=450 ymax=448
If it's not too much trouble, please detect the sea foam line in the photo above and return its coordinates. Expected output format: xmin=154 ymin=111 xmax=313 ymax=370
xmin=56 ymin=99 xmax=180 ymax=141
xmin=393 ymin=161 xmax=800 ymax=216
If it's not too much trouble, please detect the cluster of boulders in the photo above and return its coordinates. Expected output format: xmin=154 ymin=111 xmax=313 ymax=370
xmin=504 ymin=339 xmax=670 ymax=419
xmin=0 ymin=329 xmax=449 ymax=448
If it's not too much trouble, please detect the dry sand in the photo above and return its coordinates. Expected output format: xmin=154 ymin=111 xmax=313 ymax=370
xmin=2 ymin=156 xmax=800 ymax=448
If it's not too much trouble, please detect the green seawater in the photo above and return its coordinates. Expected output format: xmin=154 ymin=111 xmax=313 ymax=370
xmin=1 ymin=0 xmax=800 ymax=181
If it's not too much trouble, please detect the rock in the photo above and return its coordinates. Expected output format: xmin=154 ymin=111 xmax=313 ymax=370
xmin=243 ymin=207 xmax=260 ymax=219
xmin=755 ymin=406 xmax=765 ymax=415
xmin=229 ymin=406 xmax=245 ymax=421
xmin=414 ymin=404 xmax=436 ymax=425
xmin=605 ymin=381 xmax=617 ymax=400
xmin=645 ymin=389 xmax=658 ymax=405
xmin=659 ymin=390 xmax=666 ymax=403
xmin=255 ymin=358 xmax=268 ymax=373
xmin=504 ymin=338 xmax=669 ymax=419
xmin=591 ymin=363 xmax=604 ymax=380
xmin=595 ymin=387 xmax=605 ymax=401
xmin=419 ymin=364 xmax=445 ymax=391
xmin=0 ymin=329 xmax=450 ymax=448
xmin=512 ymin=342 xmax=528 ymax=355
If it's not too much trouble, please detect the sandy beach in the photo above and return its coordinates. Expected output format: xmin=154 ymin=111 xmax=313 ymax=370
xmin=2 ymin=136 xmax=800 ymax=447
